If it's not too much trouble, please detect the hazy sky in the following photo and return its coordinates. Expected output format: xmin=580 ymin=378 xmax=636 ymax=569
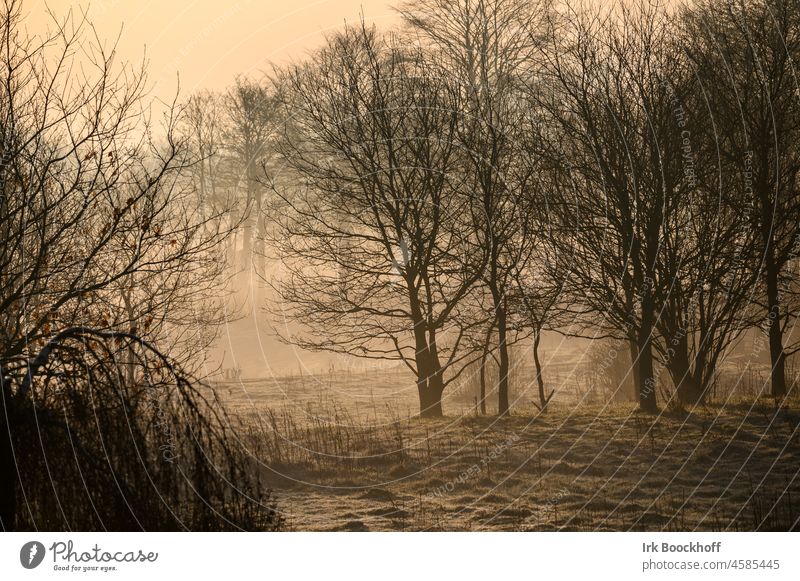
xmin=23 ymin=1 xmax=401 ymax=375
xmin=25 ymin=1 xmax=398 ymax=101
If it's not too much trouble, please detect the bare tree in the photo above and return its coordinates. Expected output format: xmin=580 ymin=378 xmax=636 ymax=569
xmin=683 ymin=0 xmax=800 ymax=398
xmin=650 ymin=116 xmax=760 ymax=405
xmin=265 ymin=24 xmax=486 ymax=417
xmin=535 ymin=0 xmax=696 ymax=412
xmin=224 ymin=78 xmax=277 ymax=294
xmin=183 ymin=91 xmax=224 ymax=212
xmin=399 ymin=0 xmax=551 ymax=415
xmin=509 ymin=243 xmax=566 ymax=412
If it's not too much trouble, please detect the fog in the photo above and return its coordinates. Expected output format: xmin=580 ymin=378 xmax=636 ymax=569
xmin=26 ymin=0 xmax=398 ymax=101
xmin=4 ymin=0 xmax=799 ymax=533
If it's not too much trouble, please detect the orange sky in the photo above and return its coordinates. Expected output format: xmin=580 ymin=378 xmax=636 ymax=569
xmin=22 ymin=1 xmax=401 ymax=375
xmin=25 ymin=0 xmax=398 ymax=100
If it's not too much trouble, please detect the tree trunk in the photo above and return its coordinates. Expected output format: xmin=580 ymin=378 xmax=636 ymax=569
xmin=241 ymin=216 xmax=253 ymax=278
xmin=241 ymin=160 xmax=257 ymax=282
xmin=479 ymin=348 xmax=488 ymax=415
xmin=479 ymin=319 xmax=495 ymax=415
xmin=760 ymin=174 xmax=787 ymax=398
xmin=427 ymin=332 xmax=445 ymax=415
xmin=628 ymin=336 xmax=642 ymax=401
xmin=766 ymin=269 xmax=787 ymax=398
xmin=0 ymin=385 xmax=16 ymax=531
xmin=411 ymin=311 xmax=444 ymax=418
xmin=419 ymin=379 xmax=444 ymax=418
xmin=532 ymin=330 xmax=549 ymax=412
xmin=417 ymin=349 xmax=444 ymax=418
xmin=496 ymin=299 xmax=510 ymax=416
xmin=637 ymin=306 xmax=658 ymax=413
xmin=669 ymin=334 xmax=702 ymax=405
xmin=254 ymin=190 xmax=266 ymax=308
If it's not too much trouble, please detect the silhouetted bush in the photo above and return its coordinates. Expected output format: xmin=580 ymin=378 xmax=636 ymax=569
xmin=2 ymin=328 xmax=281 ymax=531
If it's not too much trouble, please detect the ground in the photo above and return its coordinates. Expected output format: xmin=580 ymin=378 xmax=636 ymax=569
xmin=231 ymin=393 xmax=800 ymax=531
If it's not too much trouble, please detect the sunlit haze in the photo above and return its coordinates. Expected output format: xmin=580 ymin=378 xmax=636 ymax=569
xmin=25 ymin=1 xmax=397 ymax=100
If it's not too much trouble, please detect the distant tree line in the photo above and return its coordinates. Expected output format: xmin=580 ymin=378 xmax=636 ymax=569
xmin=236 ymin=0 xmax=799 ymax=417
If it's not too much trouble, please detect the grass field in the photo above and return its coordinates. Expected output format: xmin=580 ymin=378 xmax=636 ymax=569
xmin=219 ymin=367 xmax=800 ymax=531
